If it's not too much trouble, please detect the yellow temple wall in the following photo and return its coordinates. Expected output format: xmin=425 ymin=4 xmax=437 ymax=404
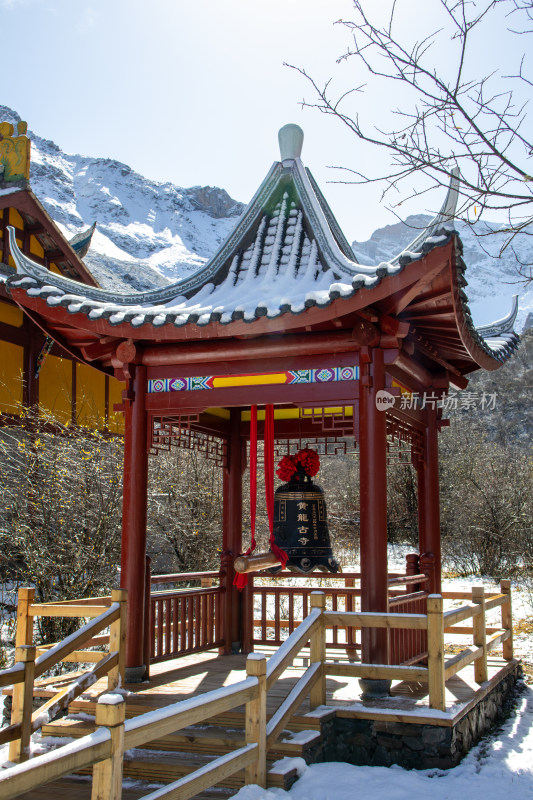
xmin=0 ymin=340 xmax=23 ymax=414
xmin=0 ymin=198 xmax=125 ymax=433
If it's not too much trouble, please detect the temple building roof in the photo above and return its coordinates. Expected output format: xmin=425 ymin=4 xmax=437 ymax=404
xmin=0 ymin=119 xmax=98 ymax=287
xmin=5 ymin=124 xmax=519 ymax=378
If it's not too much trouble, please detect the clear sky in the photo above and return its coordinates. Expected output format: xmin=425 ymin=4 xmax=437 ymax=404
xmin=0 ymin=0 xmax=525 ymax=241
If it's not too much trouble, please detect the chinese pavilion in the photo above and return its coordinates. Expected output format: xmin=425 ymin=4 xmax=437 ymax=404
xmin=4 ymin=124 xmax=519 ymax=681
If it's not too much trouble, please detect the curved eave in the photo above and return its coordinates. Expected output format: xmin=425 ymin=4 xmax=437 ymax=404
xmin=0 ymin=189 xmax=99 ymax=287
xmin=449 ymin=237 xmax=519 ymax=371
xmin=390 ymin=168 xmax=460 ymax=267
xmin=398 ymin=234 xmax=519 ymax=374
xmin=69 ymin=221 xmax=97 ymax=259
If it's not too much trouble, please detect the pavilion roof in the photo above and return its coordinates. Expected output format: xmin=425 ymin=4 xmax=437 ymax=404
xmin=4 ymin=125 xmax=519 ymax=375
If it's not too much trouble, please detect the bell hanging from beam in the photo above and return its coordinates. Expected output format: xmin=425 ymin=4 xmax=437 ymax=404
xmin=272 ymin=448 xmax=340 ymax=574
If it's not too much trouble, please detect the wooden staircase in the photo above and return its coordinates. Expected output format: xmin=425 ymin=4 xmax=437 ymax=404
xmin=38 ymin=696 xmax=328 ymax=799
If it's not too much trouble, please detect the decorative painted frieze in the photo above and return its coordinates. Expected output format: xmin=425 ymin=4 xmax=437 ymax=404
xmin=147 ymin=366 xmax=359 ymax=393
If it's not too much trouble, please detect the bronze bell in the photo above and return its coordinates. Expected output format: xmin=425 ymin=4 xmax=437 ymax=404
xmin=272 ymin=473 xmax=339 ymax=573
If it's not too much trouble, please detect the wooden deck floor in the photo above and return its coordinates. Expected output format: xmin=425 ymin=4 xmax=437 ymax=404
xmin=47 ymin=646 xmax=518 ymax=726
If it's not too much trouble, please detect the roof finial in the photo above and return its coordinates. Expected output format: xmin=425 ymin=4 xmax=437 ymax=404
xmin=0 ymin=119 xmax=30 ymax=185
xmin=278 ymin=124 xmax=304 ymax=161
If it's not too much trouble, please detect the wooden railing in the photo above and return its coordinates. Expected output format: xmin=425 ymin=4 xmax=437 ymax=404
xmin=321 ymin=580 xmax=513 ymax=711
xmin=0 ymin=588 xmax=127 ymax=764
xmin=247 ymin=570 xmax=429 ymax=664
xmin=0 ymin=593 xmax=323 ymax=800
xmin=149 ymin=571 xmax=224 ymax=662
xmin=0 ymin=582 xmax=514 ymax=800
xmin=389 ymin=588 xmax=429 ymax=665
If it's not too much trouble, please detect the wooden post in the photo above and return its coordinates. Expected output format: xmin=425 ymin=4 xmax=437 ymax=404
xmin=406 ymin=553 xmax=420 ymax=593
xmin=14 ymin=587 xmax=35 ymax=650
xmin=241 ymin=575 xmax=254 ymax=655
xmin=245 ymin=654 xmax=267 ymax=788
xmin=9 ymin=588 xmax=35 ymax=763
xmin=420 ymin=552 xmax=436 ymax=595
xmin=501 ymin=579 xmax=513 ymax=660
xmin=120 ymin=365 xmax=148 ymax=678
xmin=405 ymin=553 xmax=419 ymax=577
xmin=143 ymin=556 xmax=152 ymax=681
xmin=91 ymin=697 xmax=126 ymax=800
xmin=220 ymin=409 xmax=244 ymax=654
xmin=359 ymin=348 xmax=389 ymax=665
xmin=421 ymin=408 xmax=442 ymax=593
xmin=108 ymin=589 xmax=128 ymax=691
xmin=344 ymin=577 xmax=358 ymax=661
xmin=472 ymin=586 xmax=488 ymax=683
xmin=427 ymin=594 xmax=445 ymax=711
xmin=416 ymin=461 xmax=426 ymax=556
xmin=309 ymin=592 xmax=326 ymax=709
xmin=8 ymin=645 xmax=36 ymax=763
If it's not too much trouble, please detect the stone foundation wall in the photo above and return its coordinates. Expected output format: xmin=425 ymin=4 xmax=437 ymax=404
xmin=317 ymin=663 xmax=521 ymax=770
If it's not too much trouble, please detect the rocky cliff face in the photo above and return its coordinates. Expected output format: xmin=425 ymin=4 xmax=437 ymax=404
xmin=0 ymin=105 xmax=245 ymax=293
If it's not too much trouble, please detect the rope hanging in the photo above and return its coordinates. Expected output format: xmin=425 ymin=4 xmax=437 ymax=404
xmin=234 ymin=404 xmax=287 ymax=590
xmin=265 ymin=404 xmax=288 ymax=569
xmin=233 ymin=405 xmax=258 ymax=590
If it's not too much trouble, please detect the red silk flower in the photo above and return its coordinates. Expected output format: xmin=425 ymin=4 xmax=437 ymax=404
xmin=276 ymin=454 xmax=298 ymax=482
xmin=297 ymin=447 xmax=320 ymax=478
xmin=276 ymin=448 xmax=320 ymax=481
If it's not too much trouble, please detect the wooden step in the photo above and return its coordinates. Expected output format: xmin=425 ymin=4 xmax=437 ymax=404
xmin=43 ymin=716 xmax=322 ymax=757
xmin=71 ymin=748 xmax=297 ymax=791
xmin=11 ymin=775 xmax=237 ymax=800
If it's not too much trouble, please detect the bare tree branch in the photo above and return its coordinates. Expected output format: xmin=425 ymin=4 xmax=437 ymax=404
xmin=288 ymin=0 xmax=533 ymax=275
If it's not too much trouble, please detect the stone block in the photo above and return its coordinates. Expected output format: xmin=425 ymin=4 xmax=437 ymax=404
xmin=376 ymin=734 xmax=404 ymax=750
xmin=422 ymin=727 xmax=448 ymax=745
xmin=403 ymin=736 xmax=424 ymax=751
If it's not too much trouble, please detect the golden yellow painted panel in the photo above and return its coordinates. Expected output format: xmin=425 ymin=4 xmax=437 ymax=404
xmin=49 ymin=263 xmax=61 ymax=275
xmin=213 ymin=373 xmax=288 ymax=388
xmin=76 ymin=362 xmax=105 ymax=429
xmin=241 ymin=406 xmax=354 ymax=421
xmin=0 ymin=300 xmax=23 ymax=327
xmin=206 ymin=407 xmax=231 ymax=420
xmin=38 ymin=355 xmax=72 ymax=425
xmin=107 ymin=375 xmax=125 ymax=434
xmin=9 ymin=208 xmax=23 ymax=228
xmin=30 ymin=235 xmax=44 ymax=259
xmin=0 ymin=340 xmax=23 ymax=414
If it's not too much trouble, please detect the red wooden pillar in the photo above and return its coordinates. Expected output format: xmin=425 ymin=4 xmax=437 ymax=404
xmin=416 ymin=459 xmax=427 ymax=556
xmin=120 ymin=365 xmax=149 ymax=680
xmin=220 ymin=408 xmax=243 ymax=654
xmin=421 ymin=407 xmax=442 ymax=593
xmin=359 ymin=348 xmax=389 ymax=665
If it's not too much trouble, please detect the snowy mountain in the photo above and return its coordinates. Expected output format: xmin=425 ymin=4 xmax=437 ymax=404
xmin=0 ymin=106 xmax=245 ymax=293
xmin=352 ymin=215 xmax=533 ymax=332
